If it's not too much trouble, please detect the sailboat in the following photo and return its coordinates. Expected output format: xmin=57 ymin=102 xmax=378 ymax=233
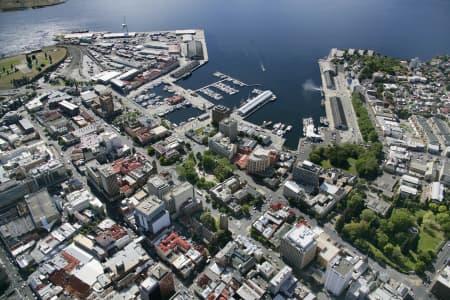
xmin=260 ymin=61 xmax=266 ymax=72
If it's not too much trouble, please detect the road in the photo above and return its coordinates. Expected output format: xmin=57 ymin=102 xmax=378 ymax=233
xmin=0 ymin=240 xmax=34 ymax=300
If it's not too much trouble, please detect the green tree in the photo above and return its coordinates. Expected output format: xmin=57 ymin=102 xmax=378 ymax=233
xmin=390 ymin=209 xmax=415 ymax=232
xmin=360 ymin=209 xmax=377 ymax=224
xmin=241 ymin=204 xmax=250 ymax=215
xmin=147 ymin=146 xmax=155 ymax=156
xmin=384 ymin=243 xmax=394 ymax=256
xmin=342 ymin=221 xmax=370 ymax=242
xmin=376 ymin=230 xmax=389 ymax=248
xmin=200 ymin=212 xmax=217 ymax=232
xmin=414 ymin=260 xmax=426 ymax=274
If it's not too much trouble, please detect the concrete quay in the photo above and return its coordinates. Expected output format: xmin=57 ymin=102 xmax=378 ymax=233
xmin=318 ymin=59 xmax=363 ymax=144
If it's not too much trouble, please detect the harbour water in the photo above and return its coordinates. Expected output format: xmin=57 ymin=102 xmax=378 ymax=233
xmin=1 ymin=0 xmax=449 ymax=148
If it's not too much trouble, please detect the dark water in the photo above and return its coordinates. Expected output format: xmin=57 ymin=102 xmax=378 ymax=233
xmin=1 ymin=0 xmax=449 ymax=148
xmin=164 ymin=106 xmax=204 ymax=125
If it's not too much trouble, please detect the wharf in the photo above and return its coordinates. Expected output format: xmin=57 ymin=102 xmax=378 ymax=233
xmin=318 ymin=58 xmax=363 ymax=143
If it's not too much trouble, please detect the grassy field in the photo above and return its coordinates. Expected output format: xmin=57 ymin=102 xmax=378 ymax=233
xmin=0 ymin=46 xmax=66 ymax=89
xmin=417 ymin=210 xmax=444 ymax=254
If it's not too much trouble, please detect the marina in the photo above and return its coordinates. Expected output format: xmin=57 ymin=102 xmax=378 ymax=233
xmin=303 ymin=117 xmax=322 ymax=142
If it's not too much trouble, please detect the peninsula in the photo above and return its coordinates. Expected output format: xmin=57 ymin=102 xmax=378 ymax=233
xmin=0 ymin=0 xmax=65 ymax=11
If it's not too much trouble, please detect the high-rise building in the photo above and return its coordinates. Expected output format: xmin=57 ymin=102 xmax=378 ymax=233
xmin=163 ymin=182 xmax=195 ymax=216
xmin=219 ymin=213 xmax=228 ymax=231
xmin=292 ymin=160 xmax=320 ymax=187
xmin=219 ymin=118 xmax=238 ymax=142
xmin=211 ymin=105 xmax=231 ymax=126
xmin=431 ymin=265 xmax=450 ymax=300
xmin=99 ymin=93 xmax=114 ymax=116
xmin=247 ymin=147 xmax=275 ymax=174
xmin=134 ymin=196 xmax=171 ymax=234
xmin=99 ymin=165 xmax=120 ymax=198
xmin=280 ymin=223 xmax=318 ymax=269
xmin=148 ymin=175 xmax=172 ymax=199
xmin=324 ymin=255 xmax=354 ymax=296
xmin=140 ymin=277 xmax=160 ymax=300
xmin=151 ymin=263 xmax=175 ymax=299
xmin=269 ymin=266 xmax=292 ymax=295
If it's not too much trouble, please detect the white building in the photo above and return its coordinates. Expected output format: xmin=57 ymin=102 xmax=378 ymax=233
xmin=280 ymin=223 xmax=318 ymax=270
xmin=324 ymin=256 xmax=354 ymax=296
xmin=430 ymin=182 xmax=445 ymax=203
xmin=269 ymin=265 xmax=292 ymax=295
xmin=283 ymin=180 xmax=305 ymax=200
xmin=134 ymin=196 xmax=171 ymax=234
xmin=65 ymin=189 xmax=104 ymax=215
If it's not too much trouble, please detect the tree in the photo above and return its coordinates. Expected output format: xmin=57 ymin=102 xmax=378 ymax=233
xmin=342 ymin=221 xmax=370 ymax=242
xmin=376 ymin=229 xmax=389 ymax=248
xmin=390 ymin=209 xmax=415 ymax=233
xmin=200 ymin=213 xmax=216 ymax=232
xmin=383 ymin=243 xmax=394 ymax=256
xmin=147 ymin=146 xmax=155 ymax=156
xmin=361 ymin=209 xmax=377 ymax=224
xmin=241 ymin=204 xmax=250 ymax=215
xmin=414 ymin=260 xmax=426 ymax=274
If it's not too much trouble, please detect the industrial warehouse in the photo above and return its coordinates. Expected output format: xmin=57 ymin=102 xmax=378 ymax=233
xmin=330 ymin=96 xmax=348 ymax=130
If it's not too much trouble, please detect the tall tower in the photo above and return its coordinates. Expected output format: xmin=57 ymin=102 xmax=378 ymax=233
xmin=219 ymin=213 xmax=228 ymax=231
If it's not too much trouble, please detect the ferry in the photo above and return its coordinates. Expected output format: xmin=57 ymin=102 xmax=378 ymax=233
xmin=302 ymin=117 xmax=314 ymax=136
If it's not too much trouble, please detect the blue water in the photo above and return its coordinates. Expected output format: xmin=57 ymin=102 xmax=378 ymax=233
xmin=1 ymin=0 xmax=449 ymax=147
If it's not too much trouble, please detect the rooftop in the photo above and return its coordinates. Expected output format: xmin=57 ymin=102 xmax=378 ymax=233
xmin=285 ymin=223 xmax=317 ymax=251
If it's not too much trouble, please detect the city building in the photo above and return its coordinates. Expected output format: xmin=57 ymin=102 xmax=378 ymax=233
xmin=140 ymin=277 xmax=160 ymax=300
xmin=186 ymin=40 xmax=204 ymax=60
xmin=269 ymin=265 xmax=293 ymax=295
xmin=440 ymin=159 xmax=450 ymax=186
xmin=25 ymin=189 xmax=61 ymax=232
xmin=86 ymin=161 xmax=121 ymax=200
xmin=292 ymin=160 xmax=321 ymax=188
xmin=219 ymin=118 xmax=238 ymax=142
xmin=134 ymin=196 xmax=171 ymax=234
xmin=283 ymin=180 xmax=306 ymax=201
xmin=208 ymin=133 xmax=237 ymax=159
xmin=163 ymin=182 xmax=196 ymax=217
xmin=431 ymin=265 xmax=450 ymax=300
xmin=147 ymin=175 xmax=172 ymax=199
xmin=211 ymin=105 xmax=231 ymax=126
xmin=330 ymin=96 xmax=348 ymax=130
xmin=247 ymin=146 xmax=276 ymax=175
xmin=429 ymin=182 xmax=445 ymax=203
xmin=280 ymin=222 xmax=318 ymax=270
xmin=324 ymin=255 xmax=354 ymax=296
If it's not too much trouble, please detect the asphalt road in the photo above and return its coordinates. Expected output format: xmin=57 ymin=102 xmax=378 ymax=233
xmin=0 ymin=241 xmax=34 ymax=300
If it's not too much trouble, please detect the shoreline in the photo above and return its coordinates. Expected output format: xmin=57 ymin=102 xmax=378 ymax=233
xmin=0 ymin=0 xmax=65 ymax=12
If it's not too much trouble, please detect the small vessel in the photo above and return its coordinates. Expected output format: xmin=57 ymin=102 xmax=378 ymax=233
xmin=320 ymin=116 xmax=329 ymax=126
xmin=286 ymin=125 xmax=292 ymax=132
xmin=260 ymin=62 xmax=266 ymax=72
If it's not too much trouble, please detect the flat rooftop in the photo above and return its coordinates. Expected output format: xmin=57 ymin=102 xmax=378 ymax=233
xmin=285 ymin=223 xmax=316 ymax=250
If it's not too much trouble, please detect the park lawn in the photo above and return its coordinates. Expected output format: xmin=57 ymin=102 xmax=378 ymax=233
xmin=0 ymin=46 xmax=66 ymax=89
xmin=321 ymin=158 xmax=357 ymax=175
xmin=417 ymin=211 xmax=444 ymax=254
xmin=195 ymin=127 xmax=205 ymax=135
xmin=321 ymin=160 xmax=332 ymax=169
